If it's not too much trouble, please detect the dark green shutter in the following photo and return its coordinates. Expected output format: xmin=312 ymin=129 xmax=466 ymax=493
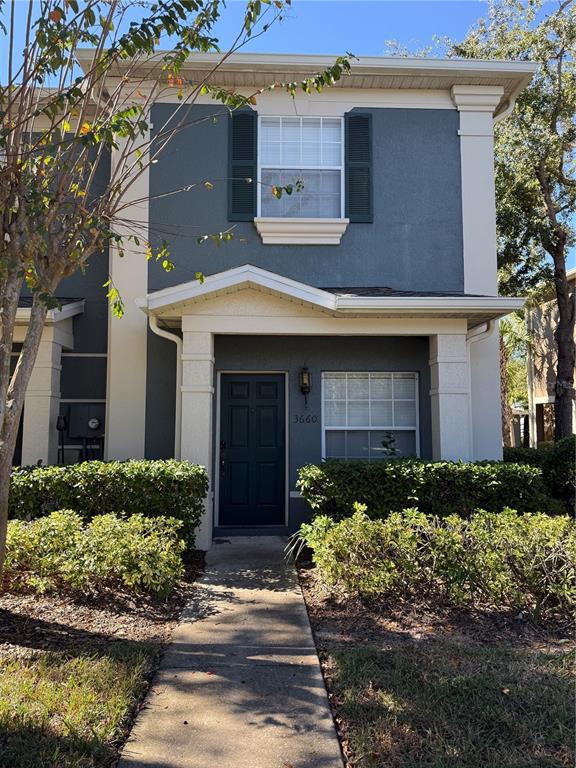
xmin=228 ymin=109 xmax=257 ymax=221
xmin=345 ymin=112 xmax=373 ymax=223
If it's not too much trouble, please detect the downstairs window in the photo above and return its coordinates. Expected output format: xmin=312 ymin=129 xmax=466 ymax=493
xmin=322 ymin=372 xmax=419 ymax=460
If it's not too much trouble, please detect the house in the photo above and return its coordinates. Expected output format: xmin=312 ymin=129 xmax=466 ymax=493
xmin=14 ymin=53 xmax=536 ymax=548
xmin=526 ymin=266 xmax=576 ymax=444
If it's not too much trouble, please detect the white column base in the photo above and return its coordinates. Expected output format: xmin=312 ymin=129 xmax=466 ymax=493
xmin=429 ymin=333 xmax=471 ymax=461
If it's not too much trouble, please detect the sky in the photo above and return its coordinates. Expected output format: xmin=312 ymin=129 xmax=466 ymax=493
xmin=209 ymin=0 xmax=488 ymax=56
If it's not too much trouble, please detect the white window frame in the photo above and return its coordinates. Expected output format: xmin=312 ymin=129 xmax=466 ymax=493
xmin=321 ymin=371 xmax=421 ymax=460
xmin=257 ymin=115 xmax=345 ymax=219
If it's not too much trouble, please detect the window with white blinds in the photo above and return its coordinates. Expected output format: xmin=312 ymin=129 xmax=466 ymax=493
xmin=322 ymin=372 xmax=419 ymax=460
xmin=259 ymin=117 xmax=343 ymax=218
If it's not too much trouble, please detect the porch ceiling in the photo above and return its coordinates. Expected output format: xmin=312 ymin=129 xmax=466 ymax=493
xmin=138 ymin=265 xmax=524 ymax=330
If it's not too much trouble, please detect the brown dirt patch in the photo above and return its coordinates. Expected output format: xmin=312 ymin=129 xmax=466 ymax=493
xmin=0 ymin=551 xmax=204 ymax=660
xmin=298 ymin=561 xmax=573 ymax=652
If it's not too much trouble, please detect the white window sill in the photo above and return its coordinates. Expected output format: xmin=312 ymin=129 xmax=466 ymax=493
xmin=254 ymin=217 xmax=349 ymax=245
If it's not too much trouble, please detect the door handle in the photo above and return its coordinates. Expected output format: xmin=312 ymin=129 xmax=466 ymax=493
xmin=220 ymin=440 xmax=226 ymax=472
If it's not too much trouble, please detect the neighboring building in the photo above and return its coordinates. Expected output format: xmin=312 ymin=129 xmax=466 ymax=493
xmin=14 ymin=53 xmax=535 ymax=547
xmin=527 ymin=266 xmax=576 ymax=445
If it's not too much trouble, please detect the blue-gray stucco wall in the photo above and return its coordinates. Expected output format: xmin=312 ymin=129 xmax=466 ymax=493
xmin=145 ymin=328 xmax=178 ymax=459
xmin=213 ymin=334 xmax=431 ymax=532
xmin=148 ymin=104 xmax=463 ymax=292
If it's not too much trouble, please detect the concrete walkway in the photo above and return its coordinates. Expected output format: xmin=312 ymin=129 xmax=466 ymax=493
xmin=120 ymin=537 xmax=344 ymax=768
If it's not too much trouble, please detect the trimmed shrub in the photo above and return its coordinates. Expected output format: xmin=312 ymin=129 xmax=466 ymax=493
xmin=297 ymin=459 xmax=550 ymax=520
xmin=504 ymin=436 xmax=575 ymax=512
xmin=502 ymin=446 xmax=547 ymax=466
xmin=9 ymin=460 xmax=208 ymax=547
xmin=4 ymin=510 xmax=185 ymax=596
xmin=541 ymin=436 xmax=576 ymax=511
xmin=299 ymin=506 xmax=576 ymax=621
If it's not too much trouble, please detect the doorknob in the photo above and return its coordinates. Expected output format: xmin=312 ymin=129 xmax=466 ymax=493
xmin=220 ymin=440 xmax=226 ymax=471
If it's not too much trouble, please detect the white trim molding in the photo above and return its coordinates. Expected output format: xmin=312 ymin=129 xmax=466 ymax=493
xmin=254 ymin=217 xmax=349 ymax=245
xmin=451 ymin=85 xmax=505 ymax=114
xmin=451 ymin=86 xmax=504 ymax=297
xmin=104 ymin=92 xmax=151 ymax=461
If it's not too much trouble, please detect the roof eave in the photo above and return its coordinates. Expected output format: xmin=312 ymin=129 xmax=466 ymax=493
xmin=15 ymin=300 xmax=85 ymax=325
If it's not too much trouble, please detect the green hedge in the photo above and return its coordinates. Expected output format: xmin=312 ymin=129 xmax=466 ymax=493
xmin=9 ymin=460 xmax=208 ymax=547
xmin=297 ymin=459 xmax=551 ymax=520
xmin=4 ymin=510 xmax=185 ymax=596
xmin=541 ymin=436 xmax=575 ymax=509
xmin=299 ymin=506 xmax=576 ymax=622
xmin=502 ymin=446 xmax=547 ymax=466
xmin=504 ymin=436 xmax=575 ymax=511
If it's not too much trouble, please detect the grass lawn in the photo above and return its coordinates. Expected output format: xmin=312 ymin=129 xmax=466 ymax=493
xmin=0 ymin=553 xmax=203 ymax=768
xmin=300 ymin=567 xmax=575 ymax=768
xmin=0 ymin=645 xmax=157 ymax=768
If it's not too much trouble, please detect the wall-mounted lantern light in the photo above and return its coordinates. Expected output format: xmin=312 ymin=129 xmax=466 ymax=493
xmin=299 ymin=366 xmax=311 ymax=409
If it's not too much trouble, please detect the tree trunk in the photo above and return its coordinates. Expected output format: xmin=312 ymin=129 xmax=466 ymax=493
xmin=0 ymin=296 xmax=48 ymax=576
xmin=552 ymin=252 xmax=575 ymax=440
xmin=500 ymin=335 xmax=513 ymax=447
xmin=0 ymin=431 xmax=18 ymax=578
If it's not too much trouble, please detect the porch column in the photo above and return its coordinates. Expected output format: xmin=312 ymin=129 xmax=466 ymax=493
xmin=180 ymin=322 xmax=214 ymax=550
xmin=21 ymin=329 xmax=62 ymax=465
xmin=429 ymin=333 xmax=471 ymax=461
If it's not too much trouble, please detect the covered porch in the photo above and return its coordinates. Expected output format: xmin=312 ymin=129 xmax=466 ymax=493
xmin=137 ymin=265 xmax=523 ymax=548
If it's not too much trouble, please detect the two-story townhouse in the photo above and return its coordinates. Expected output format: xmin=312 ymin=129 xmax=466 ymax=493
xmin=14 ymin=53 xmax=536 ymax=548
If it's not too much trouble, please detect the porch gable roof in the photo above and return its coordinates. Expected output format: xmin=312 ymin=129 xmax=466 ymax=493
xmin=138 ymin=264 xmax=524 ymax=328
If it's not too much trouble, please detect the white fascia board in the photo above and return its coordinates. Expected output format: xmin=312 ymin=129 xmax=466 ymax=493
xmin=76 ymin=49 xmax=537 ymax=77
xmin=144 ymin=264 xmax=338 ymax=313
xmin=336 ymin=295 xmax=525 ymax=315
xmin=15 ymin=300 xmax=85 ymax=324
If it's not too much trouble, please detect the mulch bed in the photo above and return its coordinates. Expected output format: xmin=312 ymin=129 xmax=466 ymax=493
xmin=298 ymin=561 xmax=572 ymax=652
xmin=0 ymin=551 xmax=205 ymax=660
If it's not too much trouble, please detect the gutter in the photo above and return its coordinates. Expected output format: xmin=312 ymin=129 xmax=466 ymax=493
xmin=494 ymin=61 xmax=538 ymax=123
xmin=148 ymin=315 xmax=182 ymax=460
xmin=466 ymin=319 xmax=496 ymax=345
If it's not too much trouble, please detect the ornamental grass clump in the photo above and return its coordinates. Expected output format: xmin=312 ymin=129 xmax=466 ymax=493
xmin=4 ymin=510 xmax=185 ymax=597
xmin=299 ymin=506 xmax=576 ymax=622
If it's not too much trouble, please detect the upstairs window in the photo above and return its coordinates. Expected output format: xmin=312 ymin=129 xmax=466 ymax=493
xmin=258 ymin=117 xmax=343 ymax=219
xmin=322 ymin=372 xmax=419 ymax=459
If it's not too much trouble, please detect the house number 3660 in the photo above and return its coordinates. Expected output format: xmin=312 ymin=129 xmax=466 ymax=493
xmin=294 ymin=414 xmax=318 ymax=423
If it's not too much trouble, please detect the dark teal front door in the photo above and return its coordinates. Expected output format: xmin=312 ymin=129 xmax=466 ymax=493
xmin=219 ymin=374 xmax=286 ymax=527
